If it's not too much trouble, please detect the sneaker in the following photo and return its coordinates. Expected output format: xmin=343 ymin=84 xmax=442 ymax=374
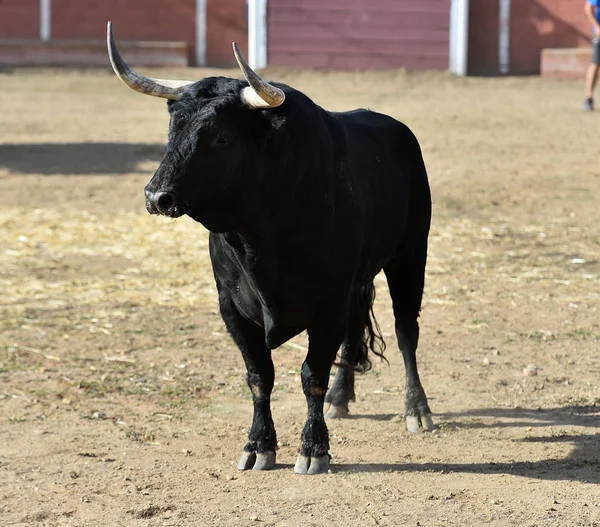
xmin=584 ymin=98 xmax=594 ymax=111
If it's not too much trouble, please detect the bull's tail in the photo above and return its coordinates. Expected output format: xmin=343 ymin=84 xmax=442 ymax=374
xmin=336 ymin=282 xmax=387 ymax=373
xmin=358 ymin=281 xmax=388 ymax=371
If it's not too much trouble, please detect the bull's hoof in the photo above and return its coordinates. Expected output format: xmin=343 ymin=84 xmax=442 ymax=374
xmin=325 ymin=404 xmax=349 ymax=419
xmin=238 ymin=451 xmax=256 ymax=470
xmin=405 ymin=413 xmax=435 ymax=433
xmin=254 ymin=451 xmax=276 ymax=470
xmin=238 ymin=450 xmax=276 ymax=471
xmin=294 ymin=454 xmax=331 ymax=475
xmin=421 ymin=413 xmax=435 ymax=431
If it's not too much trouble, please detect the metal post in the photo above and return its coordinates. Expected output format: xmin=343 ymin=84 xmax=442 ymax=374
xmin=40 ymin=0 xmax=51 ymax=41
xmin=196 ymin=0 xmax=207 ymax=66
xmin=499 ymin=0 xmax=511 ymax=74
xmin=449 ymin=0 xmax=469 ymax=76
xmin=248 ymin=0 xmax=267 ymax=69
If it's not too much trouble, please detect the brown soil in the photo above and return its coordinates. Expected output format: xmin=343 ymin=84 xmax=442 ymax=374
xmin=1 ymin=67 xmax=599 ymax=526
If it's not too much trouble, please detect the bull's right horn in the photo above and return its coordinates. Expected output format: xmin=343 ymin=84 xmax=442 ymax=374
xmin=107 ymin=21 xmax=194 ymax=100
xmin=232 ymin=42 xmax=285 ymax=109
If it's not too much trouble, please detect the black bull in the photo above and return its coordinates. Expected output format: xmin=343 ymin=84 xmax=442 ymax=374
xmin=108 ymin=24 xmax=433 ymax=475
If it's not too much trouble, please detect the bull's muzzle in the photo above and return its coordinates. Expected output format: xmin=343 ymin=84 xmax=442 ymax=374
xmin=144 ymin=189 xmax=183 ymax=218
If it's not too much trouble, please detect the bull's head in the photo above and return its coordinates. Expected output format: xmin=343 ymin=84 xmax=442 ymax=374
xmin=106 ymin=22 xmax=287 ymax=232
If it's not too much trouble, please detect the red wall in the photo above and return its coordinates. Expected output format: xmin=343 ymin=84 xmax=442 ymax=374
xmin=0 ymin=0 xmax=593 ymax=72
xmin=0 ymin=0 xmax=248 ymax=67
xmin=268 ymin=0 xmax=451 ymax=70
xmin=51 ymin=0 xmax=196 ymax=62
xmin=510 ymin=0 xmax=591 ymax=74
xmin=207 ymin=0 xmax=248 ymax=66
xmin=469 ymin=0 xmax=591 ymax=75
xmin=0 ymin=0 xmax=39 ymax=39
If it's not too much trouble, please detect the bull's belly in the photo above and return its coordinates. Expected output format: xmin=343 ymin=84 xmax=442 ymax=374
xmin=264 ymin=323 xmax=305 ymax=350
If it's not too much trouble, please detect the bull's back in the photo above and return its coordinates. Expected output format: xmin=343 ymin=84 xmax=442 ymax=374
xmin=332 ymin=109 xmax=431 ymax=280
xmin=334 ymin=109 xmax=424 ymax=184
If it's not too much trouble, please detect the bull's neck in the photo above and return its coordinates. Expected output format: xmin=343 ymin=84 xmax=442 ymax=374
xmin=228 ymin=180 xmax=334 ymax=246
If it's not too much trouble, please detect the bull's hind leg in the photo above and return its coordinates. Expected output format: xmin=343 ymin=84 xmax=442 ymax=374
xmin=219 ymin=291 xmax=277 ymax=470
xmin=384 ymin=246 xmax=434 ymax=433
xmin=324 ymin=333 xmax=359 ymax=419
xmin=325 ymin=284 xmax=374 ymax=419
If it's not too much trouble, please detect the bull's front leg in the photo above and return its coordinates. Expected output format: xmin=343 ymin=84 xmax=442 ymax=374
xmin=219 ymin=292 xmax=277 ymax=471
xmin=295 ymin=314 xmax=345 ymax=475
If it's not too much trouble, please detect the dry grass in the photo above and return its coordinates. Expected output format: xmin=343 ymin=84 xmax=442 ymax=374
xmin=0 ymin=67 xmax=599 ymax=526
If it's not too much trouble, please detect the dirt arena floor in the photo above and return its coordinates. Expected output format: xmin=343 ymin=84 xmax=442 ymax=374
xmin=1 ymin=67 xmax=599 ymax=526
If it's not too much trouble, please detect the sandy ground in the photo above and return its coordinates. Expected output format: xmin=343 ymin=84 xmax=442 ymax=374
xmin=0 ymin=67 xmax=599 ymax=526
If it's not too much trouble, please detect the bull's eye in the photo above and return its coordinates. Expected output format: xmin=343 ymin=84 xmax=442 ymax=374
xmin=214 ymin=134 xmax=230 ymax=147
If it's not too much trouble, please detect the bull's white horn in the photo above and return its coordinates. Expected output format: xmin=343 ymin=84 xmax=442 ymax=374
xmin=232 ymin=42 xmax=285 ymax=109
xmin=107 ymin=21 xmax=194 ymax=101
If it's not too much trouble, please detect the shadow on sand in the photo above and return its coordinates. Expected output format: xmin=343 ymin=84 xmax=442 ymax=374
xmin=0 ymin=142 xmax=164 ymax=175
xmin=335 ymin=405 xmax=599 ymax=483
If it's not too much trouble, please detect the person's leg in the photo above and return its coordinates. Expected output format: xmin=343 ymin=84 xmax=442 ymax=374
xmin=585 ymin=63 xmax=599 ymax=99
xmin=584 ymin=39 xmax=600 ymax=110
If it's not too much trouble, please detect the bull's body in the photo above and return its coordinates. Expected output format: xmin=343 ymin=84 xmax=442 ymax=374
xmin=107 ymin=26 xmax=433 ymax=474
xmin=209 ymin=98 xmax=429 ymax=351
xmin=198 ymin=81 xmax=433 ymax=473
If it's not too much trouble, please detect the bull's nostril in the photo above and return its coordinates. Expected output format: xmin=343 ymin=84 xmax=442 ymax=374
xmin=156 ymin=192 xmax=175 ymax=212
xmin=145 ymin=190 xmax=181 ymax=217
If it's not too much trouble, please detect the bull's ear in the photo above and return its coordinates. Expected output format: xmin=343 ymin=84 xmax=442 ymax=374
xmin=232 ymin=42 xmax=285 ymax=109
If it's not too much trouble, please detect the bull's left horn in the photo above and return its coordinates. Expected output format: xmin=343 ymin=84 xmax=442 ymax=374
xmin=232 ymin=42 xmax=285 ymax=109
xmin=107 ymin=21 xmax=194 ymax=100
